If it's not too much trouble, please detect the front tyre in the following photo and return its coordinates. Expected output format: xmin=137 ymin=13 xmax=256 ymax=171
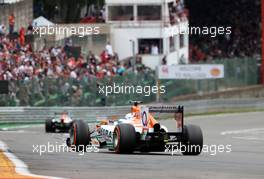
xmin=181 ymin=124 xmax=203 ymax=155
xmin=113 ymin=124 xmax=137 ymax=154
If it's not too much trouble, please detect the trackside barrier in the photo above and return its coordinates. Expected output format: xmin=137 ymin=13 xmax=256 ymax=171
xmin=0 ymin=98 xmax=264 ymax=124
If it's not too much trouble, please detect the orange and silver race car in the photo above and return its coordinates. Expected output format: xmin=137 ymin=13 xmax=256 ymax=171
xmin=45 ymin=112 xmax=73 ymax=133
xmin=66 ymin=101 xmax=203 ymax=155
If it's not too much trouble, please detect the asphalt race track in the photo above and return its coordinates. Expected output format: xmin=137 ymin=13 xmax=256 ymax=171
xmin=1 ymin=112 xmax=264 ymax=179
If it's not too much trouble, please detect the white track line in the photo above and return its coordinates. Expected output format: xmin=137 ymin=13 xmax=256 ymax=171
xmin=220 ymin=128 xmax=264 ymax=135
xmin=0 ymin=140 xmax=67 ymax=179
xmin=0 ymin=130 xmax=38 ymax=134
xmin=0 ymin=124 xmax=43 ymax=131
xmin=232 ymin=136 xmax=264 ymax=141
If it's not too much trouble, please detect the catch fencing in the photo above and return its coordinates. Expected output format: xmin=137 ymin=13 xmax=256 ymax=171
xmin=0 ymin=58 xmax=259 ymax=106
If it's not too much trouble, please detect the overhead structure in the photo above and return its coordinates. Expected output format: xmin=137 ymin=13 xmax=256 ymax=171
xmin=105 ymin=0 xmax=189 ymax=69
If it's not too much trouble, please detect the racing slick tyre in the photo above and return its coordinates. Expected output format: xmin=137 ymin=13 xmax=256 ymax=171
xmin=69 ymin=120 xmax=91 ymax=151
xmin=113 ymin=124 xmax=137 ymax=154
xmin=45 ymin=119 xmax=55 ymax=133
xmin=181 ymin=125 xmax=203 ymax=156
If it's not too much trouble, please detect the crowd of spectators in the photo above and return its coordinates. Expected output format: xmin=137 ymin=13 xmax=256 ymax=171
xmin=80 ymin=6 xmax=106 ymax=23
xmin=169 ymin=0 xmax=188 ymax=25
xmin=0 ymin=30 xmax=148 ymax=82
xmin=0 ymin=24 xmax=150 ymax=106
xmin=187 ymin=0 xmax=261 ymax=62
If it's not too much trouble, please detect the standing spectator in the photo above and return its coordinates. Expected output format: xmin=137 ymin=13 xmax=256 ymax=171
xmin=105 ymin=42 xmax=114 ymax=57
xmin=19 ymin=27 xmax=25 ymax=46
xmin=162 ymin=55 xmax=167 ymax=65
xmin=27 ymin=22 xmax=33 ymax=34
xmin=151 ymin=44 xmax=159 ymax=55
xmin=8 ymin=13 xmax=15 ymax=34
xmin=100 ymin=6 xmax=106 ymax=22
xmin=100 ymin=50 xmax=109 ymax=63
xmin=0 ymin=24 xmax=6 ymax=36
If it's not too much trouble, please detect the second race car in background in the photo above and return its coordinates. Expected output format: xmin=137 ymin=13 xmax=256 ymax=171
xmin=45 ymin=112 xmax=73 ymax=133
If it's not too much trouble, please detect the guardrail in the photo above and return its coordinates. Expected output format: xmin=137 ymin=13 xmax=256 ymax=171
xmin=0 ymin=98 xmax=264 ymax=124
xmin=0 ymin=106 xmax=130 ymax=124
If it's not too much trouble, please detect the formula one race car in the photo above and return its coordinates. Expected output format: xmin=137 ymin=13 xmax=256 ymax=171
xmin=66 ymin=101 xmax=203 ymax=155
xmin=45 ymin=112 xmax=73 ymax=133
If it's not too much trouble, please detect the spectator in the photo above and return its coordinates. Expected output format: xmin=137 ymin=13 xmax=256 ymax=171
xmin=8 ymin=13 xmax=15 ymax=34
xmin=19 ymin=27 xmax=25 ymax=46
xmin=27 ymin=22 xmax=33 ymax=34
xmin=100 ymin=6 xmax=106 ymax=22
xmin=162 ymin=55 xmax=167 ymax=65
xmin=105 ymin=42 xmax=114 ymax=57
xmin=100 ymin=50 xmax=109 ymax=63
xmin=0 ymin=25 xmax=148 ymax=82
xmin=0 ymin=24 xmax=6 ymax=36
xmin=151 ymin=44 xmax=159 ymax=55
xmin=117 ymin=63 xmax=126 ymax=76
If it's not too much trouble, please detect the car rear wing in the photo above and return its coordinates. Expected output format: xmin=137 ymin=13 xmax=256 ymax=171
xmin=148 ymin=106 xmax=184 ymax=113
xmin=141 ymin=106 xmax=184 ymax=133
xmin=54 ymin=112 xmax=70 ymax=117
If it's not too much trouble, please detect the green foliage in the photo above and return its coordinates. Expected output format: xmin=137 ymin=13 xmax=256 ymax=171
xmin=34 ymin=0 xmax=105 ymax=22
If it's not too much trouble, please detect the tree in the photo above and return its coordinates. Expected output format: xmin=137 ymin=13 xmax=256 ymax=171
xmin=34 ymin=0 xmax=105 ymax=22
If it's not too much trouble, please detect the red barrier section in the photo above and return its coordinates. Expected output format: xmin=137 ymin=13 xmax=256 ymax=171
xmin=262 ymin=0 xmax=264 ymax=84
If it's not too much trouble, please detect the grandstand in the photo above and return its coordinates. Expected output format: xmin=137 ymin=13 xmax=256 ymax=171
xmin=186 ymin=0 xmax=261 ymax=62
xmin=0 ymin=0 xmax=263 ymax=106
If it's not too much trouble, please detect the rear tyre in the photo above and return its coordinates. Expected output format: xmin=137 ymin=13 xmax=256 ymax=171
xmin=45 ymin=119 xmax=55 ymax=133
xmin=69 ymin=120 xmax=91 ymax=151
xmin=113 ymin=124 xmax=137 ymax=154
xmin=181 ymin=125 xmax=203 ymax=155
